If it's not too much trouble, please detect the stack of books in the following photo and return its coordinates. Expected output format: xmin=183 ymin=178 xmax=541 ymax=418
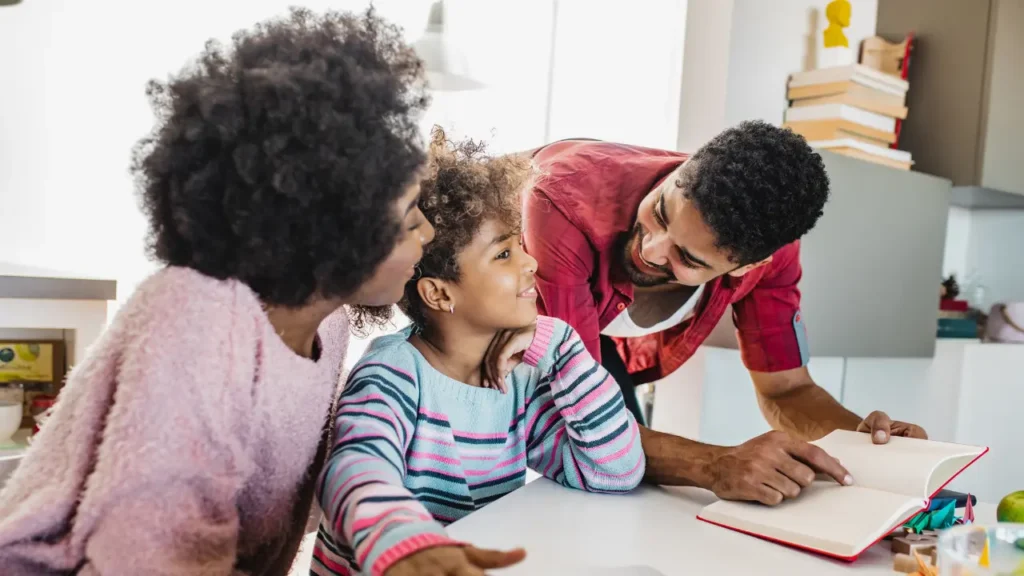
xmin=784 ymin=64 xmax=912 ymax=170
xmin=937 ymin=298 xmax=978 ymax=339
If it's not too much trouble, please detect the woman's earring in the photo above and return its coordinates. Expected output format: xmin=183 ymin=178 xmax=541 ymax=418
xmin=449 ymin=304 xmax=455 ymax=314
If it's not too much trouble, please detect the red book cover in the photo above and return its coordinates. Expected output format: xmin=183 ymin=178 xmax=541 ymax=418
xmin=695 ymin=433 xmax=988 ymax=562
xmin=941 ymin=299 xmax=969 ymax=312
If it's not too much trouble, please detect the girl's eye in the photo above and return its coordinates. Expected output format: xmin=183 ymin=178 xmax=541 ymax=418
xmin=496 ymin=249 xmax=511 ymax=260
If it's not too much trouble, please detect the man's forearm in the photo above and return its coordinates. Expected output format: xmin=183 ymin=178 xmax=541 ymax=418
xmin=756 ymin=382 xmax=861 ymax=442
xmin=638 ymin=425 xmax=723 ymax=487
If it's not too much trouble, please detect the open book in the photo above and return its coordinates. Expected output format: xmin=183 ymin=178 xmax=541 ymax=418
xmin=696 ymin=430 xmax=988 ymax=560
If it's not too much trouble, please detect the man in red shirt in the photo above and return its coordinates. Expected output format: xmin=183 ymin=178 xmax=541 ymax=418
xmin=521 ymin=121 xmax=927 ymax=506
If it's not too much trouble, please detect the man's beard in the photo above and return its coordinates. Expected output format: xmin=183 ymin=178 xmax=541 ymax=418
xmin=617 ymin=224 xmax=673 ymax=288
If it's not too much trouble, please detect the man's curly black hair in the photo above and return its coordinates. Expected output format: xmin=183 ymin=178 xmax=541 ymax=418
xmin=132 ymin=8 xmax=428 ymax=328
xmin=397 ymin=127 xmax=529 ymax=329
xmin=683 ymin=120 xmax=830 ymax=265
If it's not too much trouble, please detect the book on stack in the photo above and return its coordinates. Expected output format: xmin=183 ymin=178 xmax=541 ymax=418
xmin=937 ymin=299 xmax=977 ymax=339
xmin=784 ymin=64 xmax=912 ymax=170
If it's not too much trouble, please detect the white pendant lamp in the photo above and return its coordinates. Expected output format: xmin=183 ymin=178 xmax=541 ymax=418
xmin=412 ymin=0 xmax=484 ymax=92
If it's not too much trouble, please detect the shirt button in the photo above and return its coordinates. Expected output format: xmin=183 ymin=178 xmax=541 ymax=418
xmin=616 ymin=302 xmax=626 ymax=311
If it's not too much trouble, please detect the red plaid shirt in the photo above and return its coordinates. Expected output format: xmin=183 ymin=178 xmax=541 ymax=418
xmin=522 ymin=140 xmax=809 ymax=384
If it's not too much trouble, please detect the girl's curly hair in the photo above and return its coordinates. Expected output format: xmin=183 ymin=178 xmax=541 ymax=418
xmin=396 ymin=127 xmax=531 ymax=329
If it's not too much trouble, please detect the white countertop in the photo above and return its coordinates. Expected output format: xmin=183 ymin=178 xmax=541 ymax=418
xmin=0 ymin=429 xmax=30 ymax=490
xmin=0 ymin=428 xmax=30 ymax=462
xmin=447 ymin=478 xmax=995 ymax=576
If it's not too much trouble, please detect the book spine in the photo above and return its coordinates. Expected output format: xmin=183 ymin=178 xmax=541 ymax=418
xmin=939 ymin=299 xmax=969 ymax=312
xmin=937 ymin=318 xmax=978 ymax=338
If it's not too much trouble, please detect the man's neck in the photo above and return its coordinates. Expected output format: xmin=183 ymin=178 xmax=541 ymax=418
xmin=411 ymin=321 xmax=494 ymax=387
xmin=633 ymin=282 xmax=692 ymax=294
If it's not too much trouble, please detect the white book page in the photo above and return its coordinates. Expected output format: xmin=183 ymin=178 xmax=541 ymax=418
xmin=811 ymin=430 xmax=985 ymax=498
xmin=699 ymin=483 xmax=924 ymax=558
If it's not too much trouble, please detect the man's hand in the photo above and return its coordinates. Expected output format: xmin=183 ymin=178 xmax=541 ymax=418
xmin=385 ymin=545 xmax=526 ymax=576
xmin=856 ymin=411 xmax=928 ymax=444
xmin=708 ymin=430 xmax=853 ymax=506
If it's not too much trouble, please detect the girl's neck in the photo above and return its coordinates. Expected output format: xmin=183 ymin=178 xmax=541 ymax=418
xmin=411 ymin=323 xmax=495 ymax=387
xmin=263 ymin=298 xmax=342 ymax=359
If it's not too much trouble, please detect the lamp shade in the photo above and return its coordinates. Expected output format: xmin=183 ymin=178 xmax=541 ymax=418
xmin=412 ymin=1 xmax=484 ymax=92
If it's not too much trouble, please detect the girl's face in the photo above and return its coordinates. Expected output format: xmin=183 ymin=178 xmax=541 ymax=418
xmin=348 ymin=180 xmax=434 ymax=307
xmin=447 ymin=219 xmax=538 ymax=331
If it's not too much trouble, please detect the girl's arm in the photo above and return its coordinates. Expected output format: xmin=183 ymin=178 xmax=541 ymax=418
xmin=317 ymin=360 xmax=458 ymax=576
xmin=522 ymin=316 xmax=646 ymax=492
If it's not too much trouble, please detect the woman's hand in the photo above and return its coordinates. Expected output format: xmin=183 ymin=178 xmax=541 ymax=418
xmin=384 ymin=545 xmax=526 ymax=576
xmin=480 ymin=323 xmax=537 ymax=393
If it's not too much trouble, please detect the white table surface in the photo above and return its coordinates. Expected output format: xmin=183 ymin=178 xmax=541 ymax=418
xmin=447 ymin=479 xmax=995 ymax=576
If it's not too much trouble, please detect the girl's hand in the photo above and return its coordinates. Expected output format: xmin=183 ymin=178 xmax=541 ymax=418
xmin=481 ymin=323 xmax=537 ymax=393
xmin=384 ymin=545 xmax=526 ymax=576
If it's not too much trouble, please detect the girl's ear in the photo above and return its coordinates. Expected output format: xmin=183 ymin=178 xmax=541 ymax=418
xmin=417 ymin=277 xmax=455 ymax=314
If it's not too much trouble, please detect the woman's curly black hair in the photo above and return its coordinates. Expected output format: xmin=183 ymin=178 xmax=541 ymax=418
xmin=132 ymin=7 xmax=429 ymax=327
xmin=683 ymin=120 xmax=831 ymax=265
xmin=397 ymin=127 xmax=530 ymax=329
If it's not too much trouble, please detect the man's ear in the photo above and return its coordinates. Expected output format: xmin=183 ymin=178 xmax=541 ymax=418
xmin=417 ymin=277 xmax=454 ymax=313
xmin=727 ymin=254 xmax=773 ymax=278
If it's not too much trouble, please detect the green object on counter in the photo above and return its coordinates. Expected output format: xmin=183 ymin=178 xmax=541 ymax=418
xmin=904 ymin=501 xmax=960 ymax=533
xmin=998 ymin=491 xmax=1024 ymax=523
xmin=932 ymin=500 xmax=957 ymax=529
xmin=905 ymin=511 xmax=928 ymax=533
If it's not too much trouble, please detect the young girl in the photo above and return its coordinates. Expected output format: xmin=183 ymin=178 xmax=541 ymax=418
xmin=312 ymin=130 xmax=646 ymax=576
xmin=0 ymin=9 xmax=432 ymax=575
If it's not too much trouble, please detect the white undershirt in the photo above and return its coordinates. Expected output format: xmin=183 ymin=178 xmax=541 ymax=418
xmin=600 ymin=284 xmax=705 ymax=338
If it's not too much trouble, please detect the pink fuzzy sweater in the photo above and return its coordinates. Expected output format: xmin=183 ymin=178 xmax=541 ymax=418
xmin=0 ymin=267 xmax=350 ymax=575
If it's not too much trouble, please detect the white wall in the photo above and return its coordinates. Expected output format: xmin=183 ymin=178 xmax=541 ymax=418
xmin=943 ymin=207 xmax=973 ymax=280
xmin=0 ymin=0 xmax=429 ymax=304
xmin=722 ymin=0 xmax=878 ymax=129
xmin=545 ymin=0 xmax=688 ymax=149
xmin=443 ymin=0 xmax=689 ymax=153
xmin=675 ymin=0 xmax=734 ymax=153
xmin=941 ymin=207 xmax=1024 ymax=310
xmin=962 ymin=210 xmax=1024 ymax=309
xmin=437 ymin=0 xmax=554 ymax=154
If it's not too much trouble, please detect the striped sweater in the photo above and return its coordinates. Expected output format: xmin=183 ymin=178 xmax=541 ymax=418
xmin=312 ymin=316 xmax=645 ymax=576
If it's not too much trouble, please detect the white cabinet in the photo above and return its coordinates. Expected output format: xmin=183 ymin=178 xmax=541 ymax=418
xmin=650 ymin=341 xmax=1022 ymax=502
xmin=878 ymin=0 xmax=1024 ymax=199
xmin=649 ymin=347 xmax=843 ymax=447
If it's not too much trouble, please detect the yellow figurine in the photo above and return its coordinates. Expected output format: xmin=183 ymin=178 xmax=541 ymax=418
xmin=823 ymin=0 xmax=852 ymax=48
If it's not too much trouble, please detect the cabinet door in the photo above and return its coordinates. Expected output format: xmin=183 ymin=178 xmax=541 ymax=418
xmin=978 ymin=0 xmax=1024 ymax=196
xmin=876 ymin=0 xmax=992 ymax=186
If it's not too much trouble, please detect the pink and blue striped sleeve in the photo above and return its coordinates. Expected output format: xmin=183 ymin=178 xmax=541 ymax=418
xmin=523 ymin=316 xmax=646 ymax=493
xmin=315 ymin=359 xmax=457 ymax=576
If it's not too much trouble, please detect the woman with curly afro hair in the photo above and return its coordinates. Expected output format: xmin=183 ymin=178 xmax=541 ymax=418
xmin=0 ymin=8 xmax=434 ymax=575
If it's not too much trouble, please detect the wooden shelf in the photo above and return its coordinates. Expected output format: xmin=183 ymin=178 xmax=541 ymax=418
xmin=0 ymin=262 xmax=117 ymax=300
